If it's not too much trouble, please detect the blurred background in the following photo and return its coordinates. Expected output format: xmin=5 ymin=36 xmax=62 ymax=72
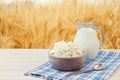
xmin=0 ymin=0 xmax=120 ymax=49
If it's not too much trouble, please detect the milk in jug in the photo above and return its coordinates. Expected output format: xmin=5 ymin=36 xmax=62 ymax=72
xmin=74 ymin=20 xmax=106 ymax=59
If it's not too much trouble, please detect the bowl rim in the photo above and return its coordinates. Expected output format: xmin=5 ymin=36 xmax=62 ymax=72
xmin=48 ymin=49 xmax=86 ymax=59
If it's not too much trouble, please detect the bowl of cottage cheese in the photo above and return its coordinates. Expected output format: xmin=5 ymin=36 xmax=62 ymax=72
xmin=48 ymin=40 xmax=86 ymax=71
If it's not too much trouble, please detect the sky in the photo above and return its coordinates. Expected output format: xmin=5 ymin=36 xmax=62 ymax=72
xmin=0 ymin=0 xmax=50 ymax=4
xmin=0 ymin=0 xmax=107 ymax=5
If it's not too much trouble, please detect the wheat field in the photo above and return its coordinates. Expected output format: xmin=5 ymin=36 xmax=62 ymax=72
xmin=0 ymin=0 xmax=120 ymax=49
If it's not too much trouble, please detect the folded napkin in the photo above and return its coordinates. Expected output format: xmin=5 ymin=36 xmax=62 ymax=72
xmin=24 ymin=50 xmax=120 ymax=80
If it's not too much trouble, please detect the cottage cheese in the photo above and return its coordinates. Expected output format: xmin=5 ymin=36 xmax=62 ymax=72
xmin=50 ymin=40 xmax=85 ymax=57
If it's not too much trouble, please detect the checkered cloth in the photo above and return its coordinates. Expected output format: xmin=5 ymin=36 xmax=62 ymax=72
xmin=24 ymin=50 xmax=120 ymax=80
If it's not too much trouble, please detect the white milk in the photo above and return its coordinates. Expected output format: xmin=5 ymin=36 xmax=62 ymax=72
xmin=73 ymin=28 xmax=99 ymax=59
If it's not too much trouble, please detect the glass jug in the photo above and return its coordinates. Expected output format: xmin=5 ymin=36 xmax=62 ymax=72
xmin=73 ymin=19 xmax=106 ymax=59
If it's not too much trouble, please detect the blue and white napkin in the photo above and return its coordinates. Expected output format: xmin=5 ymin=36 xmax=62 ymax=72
xmin=24 ymin=50 xmax=120 ymax=80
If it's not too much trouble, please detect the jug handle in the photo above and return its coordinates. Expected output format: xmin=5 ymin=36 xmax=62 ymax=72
xmin=96 ymin=27 xmax=106 ymax=48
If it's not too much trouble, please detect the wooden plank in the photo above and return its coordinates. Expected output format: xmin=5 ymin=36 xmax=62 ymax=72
xmin=0 ymin=49 xmax=119 ymax=80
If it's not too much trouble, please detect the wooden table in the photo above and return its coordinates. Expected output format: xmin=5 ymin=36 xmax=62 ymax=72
xmin=0 ymin=49 xmax=120 ymax=80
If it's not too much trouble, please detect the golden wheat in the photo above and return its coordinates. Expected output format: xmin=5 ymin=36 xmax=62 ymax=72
xmin=0 ymin=0 xmax=120 ymax=49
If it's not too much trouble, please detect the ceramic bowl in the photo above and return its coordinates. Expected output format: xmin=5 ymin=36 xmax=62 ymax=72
xmin=48 ymin=52 xmax=86 ymax=71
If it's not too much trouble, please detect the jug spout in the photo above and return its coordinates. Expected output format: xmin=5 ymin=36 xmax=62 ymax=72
xmin=76 ymin=19 xmax=82 ymax=29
